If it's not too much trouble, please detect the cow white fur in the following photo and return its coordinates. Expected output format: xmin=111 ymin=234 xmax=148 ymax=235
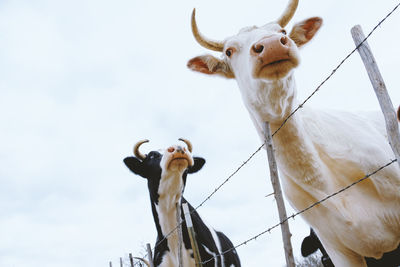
xmin=187 ymin=0 xmax=400 ymax=266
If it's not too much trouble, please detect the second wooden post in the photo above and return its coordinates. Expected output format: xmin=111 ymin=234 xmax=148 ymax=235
xmin=263 ymin=122 xmax=295 ymax=267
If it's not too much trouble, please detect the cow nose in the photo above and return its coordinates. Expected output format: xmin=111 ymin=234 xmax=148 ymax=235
xmin=250 ymin=35 xmax=292 ymax=67
xmin=280 ymin=35 xmax=288 ymax=45
xmin=251 ymin=35 xmax=290 ymax=57
xmin=176 ymin=146 xmax=185 ymax=154
xmin=252 ymin=43 xmax=264 ymax=54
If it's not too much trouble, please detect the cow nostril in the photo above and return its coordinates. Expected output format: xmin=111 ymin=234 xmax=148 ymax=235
xmin=280 ymin=36 xmax=288 ymax=46
xmin=252 ymin=44 xmax=264 ymax=54
xmin=168 ymin=147 xmax=175 ymax=153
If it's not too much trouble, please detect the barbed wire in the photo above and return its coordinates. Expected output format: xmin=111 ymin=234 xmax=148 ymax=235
xmin=133 ymin=1 xmax=400 ymax=261
xmin=194 ymin=145 xmax=265 ymax=210
xmin=200 ymin=158 xmax=398 ymax=265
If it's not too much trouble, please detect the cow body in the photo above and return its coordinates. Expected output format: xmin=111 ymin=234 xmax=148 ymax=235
xmin=264 ymin=106 xmax=400 ymax=266
xmin=187 ymin=1 xmax=400 ymax=266
xmin=124 ymin=140 xmax=240 ymax=267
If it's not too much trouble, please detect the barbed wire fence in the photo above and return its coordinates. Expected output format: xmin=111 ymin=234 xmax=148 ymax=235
xmin=114 ymin=1 xmax=400 ymax=266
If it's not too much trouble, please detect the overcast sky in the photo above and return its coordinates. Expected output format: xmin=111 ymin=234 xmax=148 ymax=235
xmin=1 ymin=0 xmax=400 ymax=266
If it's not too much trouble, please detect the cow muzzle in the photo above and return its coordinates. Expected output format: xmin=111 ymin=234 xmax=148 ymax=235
xmin=251 ymin=35 xmax=298 ymax=79
xmin=166 ymin=145 xmax=194 ymax=169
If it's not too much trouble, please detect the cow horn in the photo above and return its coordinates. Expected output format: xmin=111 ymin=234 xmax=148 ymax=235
xmin=134 ymin=139 xmax=149 ymax=161
xmin=179 ymin=138 xmax=193 ymax=153
xmin=191 ymin=8 xmax=224 ymax=52
xmin=276 ymin=0 xmax=299 ymax=27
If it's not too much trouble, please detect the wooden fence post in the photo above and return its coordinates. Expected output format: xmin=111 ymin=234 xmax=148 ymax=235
xmin=176 ymin=203 xmax=184 ymax=267
xmin=146 ymin=243 xmax=155 ymax=267
xmin=109 ymin=261 xmax=113 ymax=267
xmin=351 ymin=25 xmax=400 ymax=168
xmin=263 ymin=122 xmax=296 ymax=267
xmin=120 ymin=257 xmax=123 ymax=267
xmin=182 ymin=203 xmax=203 ymax=267
xmin=129 ymin=253 xmax=134 ymax=267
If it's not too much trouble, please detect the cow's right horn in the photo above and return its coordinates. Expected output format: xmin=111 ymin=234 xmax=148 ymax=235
xmin=179 ymin=138 xmax=193 ymax=153
xmin=191 ymin=8 xmax=224 ymax=52
xmin=134 ymin=139 xmax=149 ymax=161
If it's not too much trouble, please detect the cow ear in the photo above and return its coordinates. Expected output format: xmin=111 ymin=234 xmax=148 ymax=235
xmin=301 ymin=234 xmax=319 ymax=257
xmin=124 ymin=157 xmax=146 ymax=178
xmin=187 ymin=55 xmax=235 ymax=79
xmin=188 ymin=157 xmax=206 ymax=174
xmin=289 ymin=17 xmax=323 ymax=48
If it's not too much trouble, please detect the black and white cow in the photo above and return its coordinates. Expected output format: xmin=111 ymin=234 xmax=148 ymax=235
xmin=301 ymin=228 xmax=400 ymax=267
xmin=124 ymin=139 xmax=241 ymax=267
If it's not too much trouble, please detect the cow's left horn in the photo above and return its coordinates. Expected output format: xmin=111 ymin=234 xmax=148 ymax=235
xmin=134 ymin=139 xmax=149 ymax=161
xmin=191 ymin=8 xmax=224 ymax=52
xmin=276 ymin=0 xmax=299 ymax=27
xmin=179 ymin=138 xmax=193 ymax=153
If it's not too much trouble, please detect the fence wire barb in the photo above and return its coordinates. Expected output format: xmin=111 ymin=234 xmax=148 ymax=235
xmin=200 ymin=159 xmax=397 ymax=265
xmin=136 ymin=0 xmax=400 ymax=260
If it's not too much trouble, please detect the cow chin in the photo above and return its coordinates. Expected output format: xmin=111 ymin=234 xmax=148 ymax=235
xmin=254 ymin=59 xmax=298 ymax=80
xmin=168 ymin=158 xmax=190 ymax=171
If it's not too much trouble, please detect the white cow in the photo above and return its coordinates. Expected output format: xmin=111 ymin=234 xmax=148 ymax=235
xmin=187 ymin=0 xmax=400 ymax=266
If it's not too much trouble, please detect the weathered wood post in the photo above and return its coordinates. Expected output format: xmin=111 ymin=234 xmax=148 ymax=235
xmin=109 ymin=261 xmax=113 ymax=267
xmin=120 ymin=257 xmax=123 ymax=267
xmin=263 ymin=122 xmax=296 ymax=267
xmin=129 ymin=253 xmax=134 ymax=267
xmin=176 ymin=203 xmax=184 ymax=267
xmin=182 ymin=203 xmax=203 ymax=267
xmin=351 ymin=25 xmax=400 ymax=168
xmin=146 ymin=243 xmax=155 ymax=267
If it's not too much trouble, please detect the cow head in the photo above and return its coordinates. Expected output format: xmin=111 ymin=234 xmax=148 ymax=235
xmin=188 ymin=0 xmax=322 ymax=81
xmin=187 ymin=0 xmax=322 ymax=123
xmin=124 ymin=139 xmax=205 ymax=203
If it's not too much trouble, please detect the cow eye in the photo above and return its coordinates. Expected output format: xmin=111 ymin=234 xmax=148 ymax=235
xmin=148 ymin=153 xmax=158 ymax=160
xmin=225 ymin=48 xmax=234 ymax=58
xmin=280 ymin=29 xmax=287 ymax=35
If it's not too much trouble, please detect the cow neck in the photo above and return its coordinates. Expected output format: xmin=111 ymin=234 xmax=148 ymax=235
xmin=240 ymin=74 xmax=325 ymax=187
xmin=269 ymin=110 xmax=326 ymax=189
xmin=239 ymin=74 xmax=296 ymax=124
xmin=153 ymin=168 xmax=185 ymax=249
